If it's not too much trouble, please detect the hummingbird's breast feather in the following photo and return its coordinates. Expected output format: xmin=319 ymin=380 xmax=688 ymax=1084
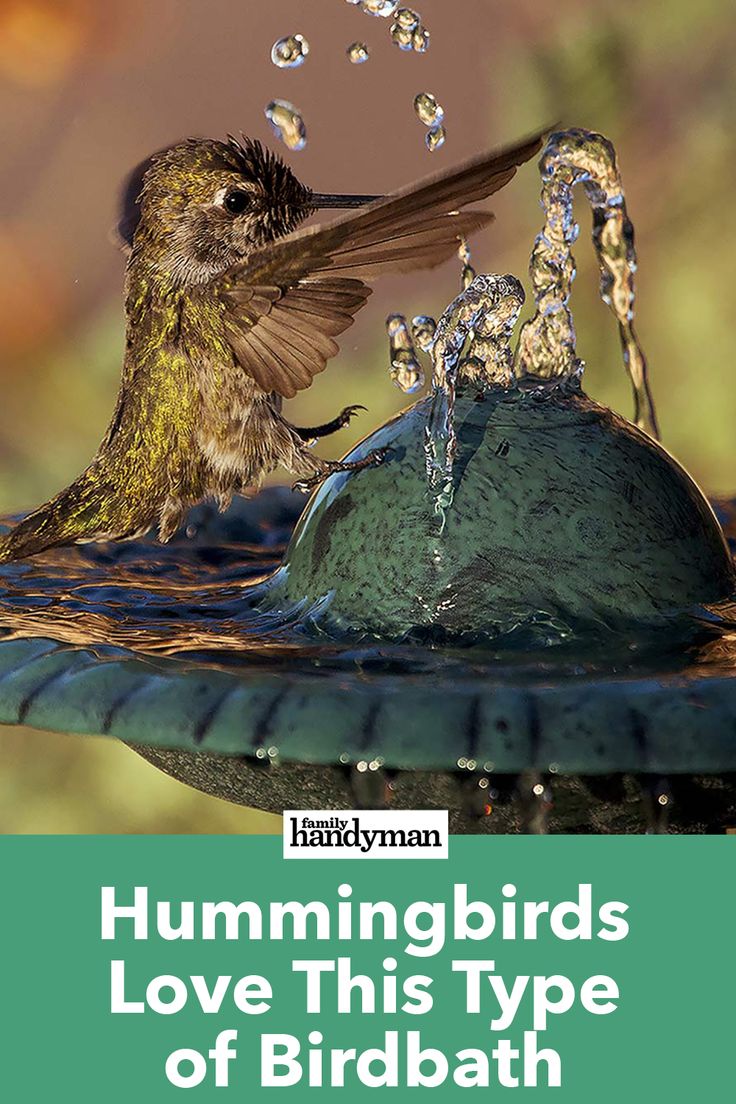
xmin=191 ymin=350 xmax=287 ymax=490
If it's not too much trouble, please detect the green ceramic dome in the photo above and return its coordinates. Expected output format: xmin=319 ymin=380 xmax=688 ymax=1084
xmin=261 ymin=383 xmax=734 ymax=637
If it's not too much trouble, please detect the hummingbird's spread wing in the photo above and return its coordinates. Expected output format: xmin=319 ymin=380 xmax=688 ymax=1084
xmin=213 ymin=128 xmax=546 ymax=398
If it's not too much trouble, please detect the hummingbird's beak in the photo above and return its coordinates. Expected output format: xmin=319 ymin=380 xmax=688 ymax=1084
xmin=309 ymin=192 xmax=383 ymax=209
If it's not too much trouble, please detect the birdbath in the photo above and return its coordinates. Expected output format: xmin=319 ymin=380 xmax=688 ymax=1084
xmin=1 ymin=129 xmax=736 ymax=833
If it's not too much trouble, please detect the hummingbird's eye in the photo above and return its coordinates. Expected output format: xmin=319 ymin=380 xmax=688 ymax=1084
xmin=223 ymin=189 xmax=251 ymax=215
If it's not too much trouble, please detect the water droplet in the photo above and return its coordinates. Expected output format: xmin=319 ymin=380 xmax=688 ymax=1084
xmin=347 ymin=41 xmax=370 ymax=63
xmin=270 ymin=33 xmax=309 ymax=68
xmin=425 ymin=124 xmax=446 ymax=152
xmin=264 ymin=99 xmax=307 ymax=151
xmin=414 ymin=91 xmax=443 ymax=126
xmin=390 ymin=22 xmax=414 ymax=50
xmin=395 ymin=7 xmax=420 ymax=30
xmin=412 ymin=25 xmax=430 ymax=51
xmin=360 ymin=0 xmax=399 ymax=16
xmin=387 ymin=313 xmax=425 ymax=393
xmin=411 ymin=314 xmax=436 ymax=352
xmin=458 ymin=237 xmax=476 ymax=289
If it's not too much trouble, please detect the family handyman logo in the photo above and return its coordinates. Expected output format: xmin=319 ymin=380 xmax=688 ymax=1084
xmin=283 ymin=810 xmax=448 ymax=859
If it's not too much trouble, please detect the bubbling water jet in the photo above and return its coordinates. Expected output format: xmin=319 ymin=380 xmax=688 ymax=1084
xmin=424 ymin=274 xmax=526 ymax=517
xmin=411 ymin=315 xmax=437 ymax=353
xmin=458 ymin=237 xmax=476 ymax=290
xmin=515 ymin=129 xmax=658 ymax=438
xmin=386 ymin=314 xmax=425 ymax=393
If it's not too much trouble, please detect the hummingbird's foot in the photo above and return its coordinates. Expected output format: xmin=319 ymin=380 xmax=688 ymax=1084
xmin=292 ymin=405 xmax=367 ymax=441
xmin=292 ymin=447 xmax=389 ymax=493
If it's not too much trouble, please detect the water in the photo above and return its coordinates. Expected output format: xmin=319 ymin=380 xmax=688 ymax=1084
xmin=270 ymin=34 xmax=309 ymax=68
xmin=264 ymin=99 xmax=307 ymax=151
xmin=2 ymin=491 xmax=736 ymax=833
xmin=360 ymin=0 xmax=399 ymax=16
xmin=424 ymin=274 xmax=525 ymax=516
xmin=516 ymin=129 xmax=658 ymax=438
xmin=347 ymin=41 xmax=370 ymax=63
xmin=390 ymin=10 xmax=429 ymax=51
xmin=414 ymin=91 xmax=443 ymax=126
xmin=425 ymin=125 xmax=446 ymax=152
xmin=395 ymin=7 xmax=420 ymax=30
xmin=390 ymin=22 xmax=414 ymax=50
xmin=1 ymin=491 xmax=735 ymax=687
xmin=411 ymin=314 xmax=437 ymax=352
xmin=458 ymin=237 xmax=476 ymax=290
xmin=386 ymin=313 xmax=425 ymax=393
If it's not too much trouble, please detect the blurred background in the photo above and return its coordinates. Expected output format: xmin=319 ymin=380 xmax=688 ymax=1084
xmin=0 ymin=0 xmax=734 ymax=831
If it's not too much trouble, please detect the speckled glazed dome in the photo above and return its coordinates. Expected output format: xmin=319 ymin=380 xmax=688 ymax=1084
xmin=261 ymin=383 xmax=735 ymax=638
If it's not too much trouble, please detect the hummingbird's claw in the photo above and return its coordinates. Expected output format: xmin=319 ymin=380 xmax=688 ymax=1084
xmin=292 ymin=446 xmax=389 ymax=494
xmin=291 ymin=404 xmax=367 ymax=442
xmin=340 ymin=403 xmax=367 ymax=423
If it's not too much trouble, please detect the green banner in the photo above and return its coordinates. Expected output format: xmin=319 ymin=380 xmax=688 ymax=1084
xmin=0 ymin=836 xmax=732 ymax=1098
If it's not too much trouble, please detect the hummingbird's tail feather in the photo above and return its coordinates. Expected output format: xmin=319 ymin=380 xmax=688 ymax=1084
xmin=0 ymin=470 xmax=153 ymax=564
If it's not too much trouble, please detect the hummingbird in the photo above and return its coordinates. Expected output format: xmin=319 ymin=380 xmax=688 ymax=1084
xmin=0 ymin=128 xmax=544 ymax=564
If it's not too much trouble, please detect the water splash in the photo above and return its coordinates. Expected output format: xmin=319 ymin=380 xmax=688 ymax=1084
xmin=395 ymin=7 xmax=420 ymax=30
xmin=350 ymin=0 xmax=429 ymax=55
xmin=360 ymin=0 xmax=398 ymax=15
xmin=515 ymin=128 xmax=658 ymax=438
xmin=386 ymin=313 xmax=425 ymax=393
xmin=412 ymin=90 xmax=446 ymax=154
xmin=425 ymin=274 xmax=525 ymax=517
xmin=270 ymin=34 xmax=309 ymax=68
xmin=390 ymin=8 xmax=420 ymax=49
xmin=458 ymin=237 xmax=476 ymax=290
xmin=390 ymin=21 xmax=414 ymax=50
xmin=414 ymin=91 xmax=443 ymax=126
xmin=264 ymin=99 xmax=307 ymax=151
xmin=347 ymin=41 xmax=370 ymax=63
xmin=411 ymin=314 xmax=436 ymax=352
xmin=425 ymin=125 xmax=446 ymax=152
xmin=391 ymin=9 xmax=429 ymax=51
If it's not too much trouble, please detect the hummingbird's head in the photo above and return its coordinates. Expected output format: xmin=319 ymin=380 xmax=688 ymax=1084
xmin=120 ymin=135 xmax=382 ymax=288
xmin=121 ymin=136 xmax=316 ymax=286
